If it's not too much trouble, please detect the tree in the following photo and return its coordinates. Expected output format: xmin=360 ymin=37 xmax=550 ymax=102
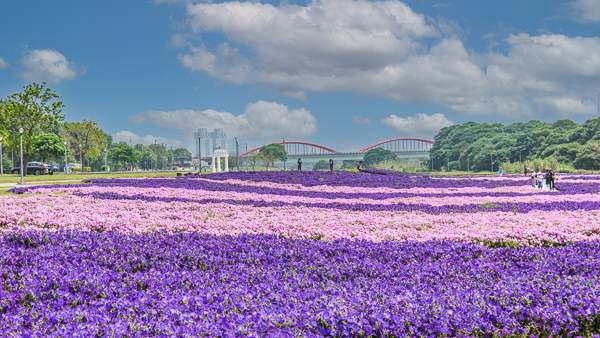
xmin=33 ymin=133 xmax=65 ymax=162
xmin=362 ymin=148 xmax=397 ymax=167
xmin=173 ymin=148 xmax=192 ymax=163
xmin=111 ymin=144 xmax=140 ymax=170
xmin=1 ymin=83 xmax=65 ymax=174
xmin=139 ymin=148 xmax=155 ymax=169
xmin=313 ymin=160 xmax=329 ymax=170
xmin=63 ymin=119 xmax=106 ymax=171
xmin=573 ymin=142 xmax=600 ymax=170
xmin=248 ymin=153 xmax=260 ymax=170
xmin=259 ymin=143 xmax=287 ymax=169
xmin=134 ymin=143 xmax=144 ymax=152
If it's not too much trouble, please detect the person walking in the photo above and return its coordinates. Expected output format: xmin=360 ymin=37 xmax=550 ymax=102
xmin=297 ymin=158 xmax=302 ymax=171
xmin=329 ymin=159 xmax=334 ymax=171
xmin=357 ymin=160 xmax=363 ymax=171
xmin=498 ymin=167 xmax=504 ymax=176
xmin=531 ymin=170 xmax=536 ymax=187
xmin=544 ymin=169 xmax=551 ymax=190
xmin=524 ymin=167 xmax=528 ymax=176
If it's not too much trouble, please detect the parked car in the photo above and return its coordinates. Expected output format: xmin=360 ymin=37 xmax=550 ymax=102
xmin=10 ymin=162 xmax=50 ymax=175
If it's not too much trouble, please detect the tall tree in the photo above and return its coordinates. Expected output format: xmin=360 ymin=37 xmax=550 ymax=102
xmin=259 ymin=143 xmax=287 ymax=169
xmin=33 ymin=133 xmax=65 ymax=162
xmin=63 ymin=119 xmax=106 ymax=170
xmin=1 ymin=83 xmax=65 ymax=173
xmin=111 ymin=144 xmax=140 ymax=170
xmin=362 ymin=148 xmax=397 ymax=167
xmin=173 ymin=148 xmax=192 ymax=163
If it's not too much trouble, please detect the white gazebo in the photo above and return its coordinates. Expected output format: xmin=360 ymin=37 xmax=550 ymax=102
xmin=211 ymin=149 xmax=229 ymax=172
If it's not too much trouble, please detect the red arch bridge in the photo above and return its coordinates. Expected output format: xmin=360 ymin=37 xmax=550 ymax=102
xmin=239 ymin=138 xmax=433 ymax=163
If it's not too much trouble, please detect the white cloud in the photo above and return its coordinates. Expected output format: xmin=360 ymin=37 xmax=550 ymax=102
xmin=381 ymin=113 xmax=454 ymax=137
xmin=350 ymin=115 xmax=372 ymax=125
xmin=572 ymin=0 xmax=600 ymax=22
xmin=18 ymin=49 xmax=85 ymax=84
xmin=166 ymin=0 xmax=600 ymax=118
xmin=111 ymin=131 xmax=187 ymax=149
xmin=0 ymin=58 xmax=9 ymax=69
xmin=127 ymin=100 xmax=318 ymax=142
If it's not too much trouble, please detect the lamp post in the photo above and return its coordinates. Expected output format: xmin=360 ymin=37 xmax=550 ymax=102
xmin=447 ymin=156 xmax=449 ymax=172
xmin=467 ymin=154 xmax=470 ymax=173
xmin=104 ymin=148 xmax=108 ymax=172
xmin=19 ymin=128 xmax=24 ymax=183
xmin=489 ymin=152 xmax=496 ymax=173
xmin=282 ymin=137 xmax=286 ymax=170
xmin=554 ymin=147 xmax=557 ymax=172
xmin=0 ymin=136 xmax=3 ymax=176
xmin=245 ymin=143 xmax=248 ymax=170
xmin=79 ymin=144 xmax=83 ymax=174
xmin=154 ymin=140 xmax=157 ymax=170
xmin=162 ymin=143 xmax=165 ymax=171
xmin=519 ymin=148 xmax=526 ymax=174
xmin=64 ymin=141 xmax=68 ymax=175
xmin=235 ymin=137 xmax=239 ymax=171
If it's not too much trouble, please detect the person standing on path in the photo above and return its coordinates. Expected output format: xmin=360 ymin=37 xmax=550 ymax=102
xmin=531 ymin=170 xmax=536 ymax=187
xmin=549 ymin=168 xmax=556 ymax=190
xmin=297 ymin=158 xmax=302 ymax=171
xmin=329 ymin=159 xmax=334 ymax=171
xmin=357 ymin=160 xmax=363 ymax=171
xmin=544 ymin=169 xmax=551 ymax=189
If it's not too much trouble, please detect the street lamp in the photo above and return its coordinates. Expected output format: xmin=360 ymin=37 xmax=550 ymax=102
xmin=447 ymin=156 xmax=449 ymax=172
xmin=79 ymin=144 xmax=82 ymax=174
xmin=519 ymin=148 xmax=526 ymax=174
xmin=489 ymin=152 xmax=496 ymax=173
xmin=63 ymin=141 xmax=68 ymax=175
xmin=467 ymin=154 xmax=470 ymax=173
xmin=282 ymin=137 xmax=286 ymax=170
xmin=104 ymin=148 xmax=108 ymax=172
xmin=235 ymin=137 xmax=239 ymax=171
xmin=19 ymin=128 xmax=24 ymax=183
xmin=245 ymin=143 xmax=248 ymax=170
xmin=554 ymin=147 xmax=557 ymax=172
xmin=154 ymin=140 xmax=157 ymax=170
xmin=0 ymin=136 xmax=3 ymax=176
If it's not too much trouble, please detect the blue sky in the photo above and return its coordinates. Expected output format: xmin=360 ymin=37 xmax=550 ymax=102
xmin=1 ymin=0 xmax=599 ymax=152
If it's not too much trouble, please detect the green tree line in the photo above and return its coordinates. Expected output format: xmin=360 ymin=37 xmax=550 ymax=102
xmin=0 ymin=83 xmax=191 ymax=174
xmin=429 ymin=118 xmax=600 ymax=172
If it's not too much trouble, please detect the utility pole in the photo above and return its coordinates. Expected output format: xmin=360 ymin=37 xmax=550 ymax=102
xmin=235 ymin=137 xmax=239 ymax=171
xmin=154 ymin=140 xmax=157 ymax=170
xmin=245 ymin=143 xmax=248 ymax=170
xmin=105 ymin=148 xmax=108 ymax=172
xmin=282 ymin=137 xmax=286 ymax=170
xmin=79 ymin=144 xmax=83 ymax=174
xmin=19 ymin=128 xmax=24 ymax=183
xmin=447 ymin=156 xmax=449 ymax=172
xmin=198 ymin=134 xmax=201 ymax=172
xmin=467 ymin=154 xmax=469 ymax=173
xmin=489 ymin=152 xmax=495 ymax=173
xmin=64 ymin=141 xmax=68 ymax=175
xmin=519 ymin=148 xmax=526 ymax=174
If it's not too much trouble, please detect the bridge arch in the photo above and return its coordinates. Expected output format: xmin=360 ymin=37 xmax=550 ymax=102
xmin=240 ymin=141 xmax=338 ymax=157
xmin=359 ymin=138 xmax=434 ymax=153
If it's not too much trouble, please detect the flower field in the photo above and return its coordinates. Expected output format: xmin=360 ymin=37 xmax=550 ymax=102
xmin=1 ymin=170 xmax=600 ymax=337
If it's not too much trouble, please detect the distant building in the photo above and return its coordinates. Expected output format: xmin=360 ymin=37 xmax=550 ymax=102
xmin=194 ymin=128 xmax=237 ymax=159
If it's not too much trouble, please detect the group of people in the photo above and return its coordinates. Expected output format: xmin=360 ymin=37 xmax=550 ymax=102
xmin=526 ymin=168 xmax=557 ymax=190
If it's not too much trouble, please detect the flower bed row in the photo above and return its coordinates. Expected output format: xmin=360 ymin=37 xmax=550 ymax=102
xmin=1 ymin=231 xmax=599 ymax=337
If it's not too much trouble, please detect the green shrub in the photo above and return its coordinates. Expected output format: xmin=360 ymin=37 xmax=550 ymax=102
xmin=84 ymin=167 xmax=91 ymax=172
xmin=71 ymin=167 xmax=81 ymax=172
